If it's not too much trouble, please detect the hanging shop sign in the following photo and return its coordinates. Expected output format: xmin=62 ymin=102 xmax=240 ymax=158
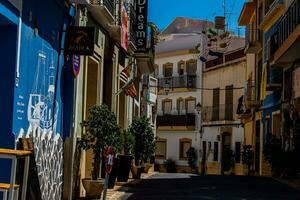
xmin=65 ymin=26 xmax=95 ymax=55
xmin=120 ymin=0 xmax=128 ymax=50
xmin=294 ymin=67 xmax=300 ymax=99
xmin=72 ymin=55 xmax=80 ymax=77
xmin=135 ymin=0 xmax=148 ymax=52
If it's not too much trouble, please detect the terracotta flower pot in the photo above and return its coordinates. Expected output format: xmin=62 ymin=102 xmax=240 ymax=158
xmin=143 ymin=163 xmax=153 ymax=173
xmin=82 ymin=179 xmax=105 ymax=199
xmin=131 ymin=165 xmax=145 ymax=179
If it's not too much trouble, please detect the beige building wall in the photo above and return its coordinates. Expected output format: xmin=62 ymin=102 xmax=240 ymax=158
xmin=203 ymin=59 xmax=246 ymax=108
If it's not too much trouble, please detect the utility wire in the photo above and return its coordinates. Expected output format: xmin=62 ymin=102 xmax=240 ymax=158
xmin=143 ymin=84 xmax=245 ymax=91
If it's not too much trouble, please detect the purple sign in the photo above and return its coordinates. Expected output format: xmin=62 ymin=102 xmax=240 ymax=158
xmin=72 ymin=55 xmax=80 ymax=77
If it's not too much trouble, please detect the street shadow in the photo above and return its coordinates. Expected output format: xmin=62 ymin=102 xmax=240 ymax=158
xmin=117 ymin=174 xmax=300 ymax=200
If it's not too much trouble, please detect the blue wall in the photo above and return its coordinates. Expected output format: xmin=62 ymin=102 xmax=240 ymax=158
xmin=0 ymin=19 xmax=17 ymax=183
xmin=0 ymin=0 xmax=75 ymax=192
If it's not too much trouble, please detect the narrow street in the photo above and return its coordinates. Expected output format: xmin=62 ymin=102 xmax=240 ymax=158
xmin=118 ymin=173 xmax=300 ymax=200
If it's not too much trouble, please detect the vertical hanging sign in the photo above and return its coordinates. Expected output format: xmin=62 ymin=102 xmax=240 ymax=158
xmin=135 ymin=0 xmax=148 ymax=52
xmin=121 ymin=0 xmax=128 ymax=50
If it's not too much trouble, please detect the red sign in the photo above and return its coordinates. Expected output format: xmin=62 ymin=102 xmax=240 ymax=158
xmin=120 ymin=0 xmax=128 ymax=50
xmin=105 ymin=146 xmax=115 ymax=174
xmin=72 ymin=55 xmax=80 ymax=78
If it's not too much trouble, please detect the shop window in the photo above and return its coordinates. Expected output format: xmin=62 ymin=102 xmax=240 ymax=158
xmin=179 ymin=138 xmax=192 ymax=160
xmin=214 ymin=142 xmax=219 ymax=161
xmin=155 ymin=139 xmax=167 ymax=159
xmin=162 ymin=99 xmax=172 ymax=114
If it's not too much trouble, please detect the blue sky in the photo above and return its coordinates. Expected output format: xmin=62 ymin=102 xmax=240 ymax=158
xmin=148 ymin=0 xmax=245 ymax=35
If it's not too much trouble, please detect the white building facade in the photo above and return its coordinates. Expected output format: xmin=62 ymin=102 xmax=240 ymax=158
xmin=154 ymin=33 xmax=204 ymax=172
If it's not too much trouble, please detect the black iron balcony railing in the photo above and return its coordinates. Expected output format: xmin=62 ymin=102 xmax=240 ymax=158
xmin=202 ymin=104 xmax=237 ymax=122
xmin=156 ymin=114 xmax=196 ymax=127
xmin=158 ymin=75 xmax=197 ymax=92
xmin=129 ymin=3 xmax=137 ymax=46
xmin=273 ymin=0 xmax=300 ymax=50
xmin=90 ymin=0 xmax=115 ymax=16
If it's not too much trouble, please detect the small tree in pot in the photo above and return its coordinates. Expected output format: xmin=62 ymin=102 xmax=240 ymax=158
xmin=79 ymin=105 xmax=121 ymax=197
xmin=129 ymin=116 xmax=155 ymax=178
xmin=186 ymin=147 xmax=197 ymax=173
xmin=242 ymin=145 xmax=254 ymax=176
xmin=117 ymin=129 xmax=134 ymax=182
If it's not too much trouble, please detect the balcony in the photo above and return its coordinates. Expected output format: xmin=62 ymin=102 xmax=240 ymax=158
xmin=259 ymin=0 xmax=284 ymax=30
xmin=245 ymin=23 xmax=262 ymax=54
xmin=266 ymin=68 xmax=282 ymax=91
xmin=244 ymin=80 xmax=261 ymax=108
xmin=156 ymin=114 xmax=196 ymax=128
xmin=158 ymin=75 xmax=197 ymax=93
xmin=272 ymin=0 xmax=300 ymax=65
xmin=202 ymin=104 xmax=237 ymax=122
xmin=71 ymin=0 xmax=116 ymax=29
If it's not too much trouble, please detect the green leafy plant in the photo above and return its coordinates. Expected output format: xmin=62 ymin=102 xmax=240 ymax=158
xmin=121 ymin=129 xmax=134 ymax=155
xmin=242 ymin=145 xmax=254 ymax=176
xmin=78 ymin=104 xmax=121 ymax=179
xmin=164 ymin=159 xmax=177 ymax=173
xmin=186 ymin=147 xmax=197 ymax=169
xmin=129 ymin=116 xmax=155 ymax=165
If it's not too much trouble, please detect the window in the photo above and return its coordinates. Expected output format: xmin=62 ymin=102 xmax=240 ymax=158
xmin=185 ymin=97 xmax=196 ymax=114
xmin=273 ymin=113 xmax=281 ymax=139
xmin=177 ymin=98 xmax=184 ymax=115
xmin=155 ymin=139 xmax=167 ymax=159
xmin=178 ymin=61 xmax=185 ymax=75
xmin=235 ymin=142 xmax=241 ymax=163
xmin=162 ymin=99 xmax=172 ymax=114
xmin=212 ymin=88 xmax=220 ymax=121
xmin=214 ymin=142 xmax=219 ymax=161
xmin=186 ymin=60 xmax=197 ymax=75
xmin=164 ymin=63 xmax=173 ymax=77
xmin=225 ymin=85 xmax=233 ymax=120
xmin=179 ymin=138 xmax=192 ymax=160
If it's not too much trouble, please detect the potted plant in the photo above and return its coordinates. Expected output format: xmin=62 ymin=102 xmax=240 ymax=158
xmin=117 ymin=129 xmax=134 ymax=182
xmin=79 ymin=104 xmax=121 ymax=198
xmin=129 ymin=116 xmax=155 ymax=178
xmin=186 ymin=147 xmax=197 ymax=173
xmin=242 ymin=145 xmax=254 ymax=176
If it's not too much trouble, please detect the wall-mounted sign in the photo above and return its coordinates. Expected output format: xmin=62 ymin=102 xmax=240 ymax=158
xmin=65 ymin=26 xmax=95 ymax=55
xmin=72 ymin=55 xmax=80 ymax=77
xmin=135 ymin=0 xmax=148 ymax=52
xmin=294 ymin=67 xmax=300 ymax=99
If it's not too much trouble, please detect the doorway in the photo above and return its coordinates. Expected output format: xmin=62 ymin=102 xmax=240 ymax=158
xmin=201 ymin=141 xmax=207 ymax=175
xmin=255 ymin=120 xmax=261 ymax=174
xmin=84 ymin=57 xmax=100 ymax=178
xmin=221 ymin=132 xmax=232 ymax=173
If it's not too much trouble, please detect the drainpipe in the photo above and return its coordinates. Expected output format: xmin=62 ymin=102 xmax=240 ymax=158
xmin=15 ymin=2 xmax=22 ymax=88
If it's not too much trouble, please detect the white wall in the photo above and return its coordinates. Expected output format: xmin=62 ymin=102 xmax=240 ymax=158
xmin=156 ymin=131 xmax=201 ymax=166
